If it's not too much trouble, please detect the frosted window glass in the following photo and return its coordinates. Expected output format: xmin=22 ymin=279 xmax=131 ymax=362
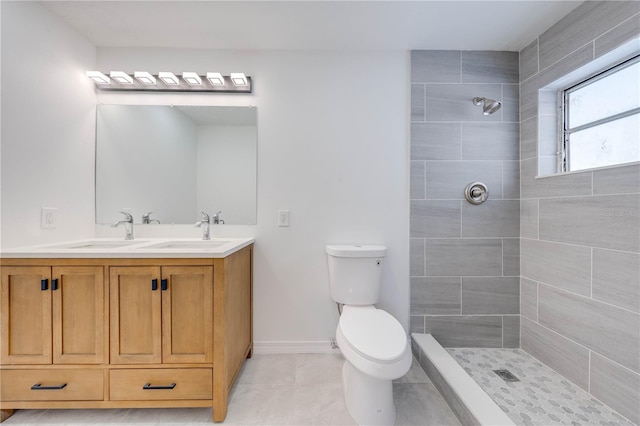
xmin=568 ymin=113 xmax=640 ymax=171
xmin=568 ymin=61 xmax=640 ymax=128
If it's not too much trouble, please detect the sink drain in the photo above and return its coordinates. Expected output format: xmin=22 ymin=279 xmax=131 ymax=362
xmin=494 ymin=369 xmax=520 ymax=382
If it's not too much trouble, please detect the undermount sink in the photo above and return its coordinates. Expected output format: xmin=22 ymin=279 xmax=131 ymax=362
xmin=144 ymin=240 xmax=231 ymax=249
xmin=52 ymin=240 xmax=147 ymax=249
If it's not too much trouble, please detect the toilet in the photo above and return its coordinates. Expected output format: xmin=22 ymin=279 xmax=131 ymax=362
xmin=326 ymin=244 xmax=411 ymax=426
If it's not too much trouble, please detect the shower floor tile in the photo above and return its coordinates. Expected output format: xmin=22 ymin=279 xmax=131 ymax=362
xmin=447 ymin=348 xmax=635 ymax=426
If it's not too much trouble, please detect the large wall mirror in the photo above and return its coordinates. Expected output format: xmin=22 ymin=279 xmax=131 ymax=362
xmin=96 ymin=105 xmax=257 ymax=225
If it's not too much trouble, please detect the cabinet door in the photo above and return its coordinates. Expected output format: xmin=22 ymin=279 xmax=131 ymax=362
xmin=52 ymin=266 xmax=104 ymax=364
xmin=110 ymin=266 xmax=161 ymax=364
xmin=161 ymin=266 xmax=213 ymax=363
xmin=0 ymin=266 xmax=52 ymax=364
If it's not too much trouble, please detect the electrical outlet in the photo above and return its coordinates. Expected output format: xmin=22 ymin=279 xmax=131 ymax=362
xmin=277 ymin=209 xmax=290 ymax=227
xmin=41 ymin=207 xmax=58 ymax=229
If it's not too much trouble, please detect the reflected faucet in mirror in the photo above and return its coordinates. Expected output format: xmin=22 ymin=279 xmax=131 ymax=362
xmin=112 ymin=211 xmax=134 ymax=240
xmin=195 ymin=211 xmax=211 ymax=240
xmin=142 ymin=211 xmax=161 ymax=224
xmin=212 ymin=211 xmax=225 ymax=225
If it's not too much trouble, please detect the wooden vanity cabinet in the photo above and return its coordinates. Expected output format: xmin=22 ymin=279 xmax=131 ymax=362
xmin=0 ymin=244 xmax=253 ymax=423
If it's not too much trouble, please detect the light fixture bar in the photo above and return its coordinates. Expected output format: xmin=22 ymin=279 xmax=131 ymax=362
xmin=86 ymin=71 xmax=110 ymax=84
xmin=182 ymin=72 xmax=202 ymax=85
xmin=87 ymin=71 xmax=252 ymax=93
xmin=207 ymin=72 xmax=225 ymax=85
xmin=230 ymin=73 xmax=248 ymax=86
xmin=159 ymin=72 xmax=179 ymax=85
xmin=134 ymin=71 xmax=156 ymax=85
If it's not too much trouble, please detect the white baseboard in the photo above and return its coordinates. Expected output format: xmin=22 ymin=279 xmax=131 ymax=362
xmin=253 ymin=340 xmax=341 ymax=354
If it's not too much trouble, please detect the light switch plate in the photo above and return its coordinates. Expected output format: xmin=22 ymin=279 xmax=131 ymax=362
xmin=278 ymin=210 xmax=290 ymax=227
xmin=41 ymin=207 xmax=57 ymax=229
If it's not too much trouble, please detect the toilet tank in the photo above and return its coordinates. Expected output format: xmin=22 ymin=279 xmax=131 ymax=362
xmin=326 ymin=244 xmax=386 ymax=305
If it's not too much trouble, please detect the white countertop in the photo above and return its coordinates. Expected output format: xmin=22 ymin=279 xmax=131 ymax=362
xmin=1 ymin=237 xmax=254 ymax=258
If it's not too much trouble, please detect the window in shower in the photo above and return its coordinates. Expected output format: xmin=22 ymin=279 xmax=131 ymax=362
xmin=560 ymin=54 xmax=640 ymax=172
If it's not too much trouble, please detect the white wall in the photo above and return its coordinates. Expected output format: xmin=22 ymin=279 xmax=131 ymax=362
xmin=97 ymin=48 xmax=410 ymax=345
xmin=96 ymin=105 xmax=198 ymax=224
xmin=0 ymin=1 xmax=96 ymax=248
xmin=196 ymin=125 xmax=257 ymax=225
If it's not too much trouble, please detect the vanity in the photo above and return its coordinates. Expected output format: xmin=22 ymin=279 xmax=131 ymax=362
xmin=0 ymin=238 xmax=253 ymax=423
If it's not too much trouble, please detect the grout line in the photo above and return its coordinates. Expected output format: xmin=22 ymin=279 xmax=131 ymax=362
xmin=521 ymin=236 xmax=639 ymax=255
xmin=590 ymin=248 xmax=593 ymax=299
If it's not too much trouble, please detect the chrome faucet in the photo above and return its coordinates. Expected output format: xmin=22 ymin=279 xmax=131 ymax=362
xmin=211 ymin=210 xmax=225 ymax=225
xmin=142 ymin=211 xmax=161 ymax=224
xmin=195 ymin=211 xmax=211 ymax=240
xmin=112 ymin=211 xmax=134 ymax=240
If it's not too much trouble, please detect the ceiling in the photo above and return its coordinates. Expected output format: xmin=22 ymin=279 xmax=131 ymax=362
xmin=42 ymin=1 xmax=583 ymax=52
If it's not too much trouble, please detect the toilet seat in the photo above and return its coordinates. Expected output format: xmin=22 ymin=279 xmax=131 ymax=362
xmin=339 ymin=306 xmax=407 ymax=364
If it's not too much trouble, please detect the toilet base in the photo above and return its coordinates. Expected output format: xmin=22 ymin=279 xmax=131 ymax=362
xmin=342 ymin=361 xmax=396 ymax=426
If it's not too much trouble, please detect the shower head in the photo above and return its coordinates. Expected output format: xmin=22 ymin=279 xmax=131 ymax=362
xmin=472 ymin=97 xmax=502 ymax=115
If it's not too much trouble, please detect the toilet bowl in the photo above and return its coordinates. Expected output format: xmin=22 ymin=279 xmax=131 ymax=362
xmin=336 ymin=305 xmax=411 ymax=426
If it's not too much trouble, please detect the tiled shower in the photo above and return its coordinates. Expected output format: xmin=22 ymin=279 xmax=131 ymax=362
xmin=410 ymin=1 xmax=640 ymax=425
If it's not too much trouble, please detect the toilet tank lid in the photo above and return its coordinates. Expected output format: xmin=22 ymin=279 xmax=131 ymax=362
xmin=325 ymin=244 xmax=386 ymax=257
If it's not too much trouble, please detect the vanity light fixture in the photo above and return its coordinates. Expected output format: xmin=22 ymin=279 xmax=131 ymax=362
xmin=230 ymin=73 xmax=248 ymax=86
xmin=207 ymin=72 xmax=225 ymax=85
xmin=86 ymin=71 xmax=252 ymax=93
xmin=158 ymin=72 xmax=180 ymax=85
xmin=86 ymin=71 xmax=110 ymax=84
xmin=110 ymin=71 xmax=133 ymax=84
xmin=134 ymin=71 xmax=156 ymax=85
xmin=182 ymin=72 xmax=202 ymax=85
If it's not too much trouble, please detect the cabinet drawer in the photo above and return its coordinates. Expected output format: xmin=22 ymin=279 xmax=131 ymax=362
xmin=0 ymin=369 xmax=103 ymax=401
xmin=110 ymin=368 xmax=212 ymax=400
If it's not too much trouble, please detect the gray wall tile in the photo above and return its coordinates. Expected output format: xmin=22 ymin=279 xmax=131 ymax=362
xmin=538 ymin=1 xmax=640 ymax=70
xmin=503 ymin=238 xmax=520 ymax=276
xmin=595 ymin=12 xmax=640 ymax=58
xmin=593 ymin=163 xmax=640 ymax=195
xmin=411 ymin=123 xmax=461 ymax=160
xmin=503 ymin=316 xmax=520 ymax=348
xmin=410 ymin=161 xmax=426 ymax=200
xmin=425 ymin=161 xmax=503 ymax=200
xmin=410 ymin=315 xmax=425 ymax=334
xmin=461 ymin=277 xmax=519 ymax=315
xmin=538 ymin=284 xmax=640 ymax=373
xmin=411 ymin=200 xmax=461 ymax=238
xmin=521 ymin=318 xmax=590 ymax=390
xmin=520 ymin=278 xmax=538 ymax=321
xmin=411 ymin=50 xmax=461 ymax=83
xmin=462 ymin=200 xmax=519 ymax=238
xmin=425 ymin=316 xmax=503 ymax=348
xmin=411 ymin=84 xmax=425 ymax=122
xmin=461 ymin=123 xmax=519 ymax=160
xmin=503 ymin=161 xmax=520 ymax=200
xmin=520 ymin=75 xmax=540 ymax=121
xmin=425 ymin=239 xmax=502 ymax=277
xmin=410 ymin=238 xmax=425 ymax=277
xmin=520 ymin=199 xmax=538 ymax=239
xmin=521 ymin=239 xmax=591 ymax=296
xmin=502 ymin=84 xmax=520 ymax=123
xmin=411 ymin=277 xmax=461 ymax=315
xmin=539 ymin=194 xmax=640 ymax=252
xmin=520 ymin=116 xmax=537 ymax=160
xmin=590 ymin=352 xmax=640 ymax=425
xmin=521 ymin=158 xmax=592 ymax=199
xmin=461 ymin=51 xmax=519 ymax=84
xmin=425 ymin=84 xmax=502 ymax=122
xmin=520 ymin=38 xmax=539 ymax=82
xmin=593 ymin=248 xmax=640 ymax=313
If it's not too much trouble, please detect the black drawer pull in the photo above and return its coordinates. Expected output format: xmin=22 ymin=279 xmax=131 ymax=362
xmin=143 ymin=382 xmax=176 ymax=390
xmin=161 ymin=279 xmax=168 ymax=291
xmin=51 ymin=278 xmax=59 ymax=291
xmin=152 ymin=279 xmax=158 ymax=291
xmin=31 ymin=383 xmax=67 ymax=390
xmin=41 ymin=279 xmax=48 ymax=291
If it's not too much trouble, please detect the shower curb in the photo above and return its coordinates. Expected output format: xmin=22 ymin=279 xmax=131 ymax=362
xmin=411 ymin=333 xmax=515 ymax=426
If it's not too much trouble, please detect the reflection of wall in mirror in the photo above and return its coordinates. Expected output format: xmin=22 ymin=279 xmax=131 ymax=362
xmin=96 ymin=105 xmax=198 ymax=224
xmin=197 ymin=126 xmax=257 ymax=225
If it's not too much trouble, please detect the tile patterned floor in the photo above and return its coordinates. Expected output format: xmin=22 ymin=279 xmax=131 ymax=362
xmin=3 ymin=353 xmax=460 ymax=425
xmin=447 ymin=348 xmax=636 ymax=426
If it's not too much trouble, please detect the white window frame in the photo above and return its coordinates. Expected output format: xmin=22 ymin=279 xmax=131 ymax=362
xmin=559 ymin=54 xmax=640 ymax=173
